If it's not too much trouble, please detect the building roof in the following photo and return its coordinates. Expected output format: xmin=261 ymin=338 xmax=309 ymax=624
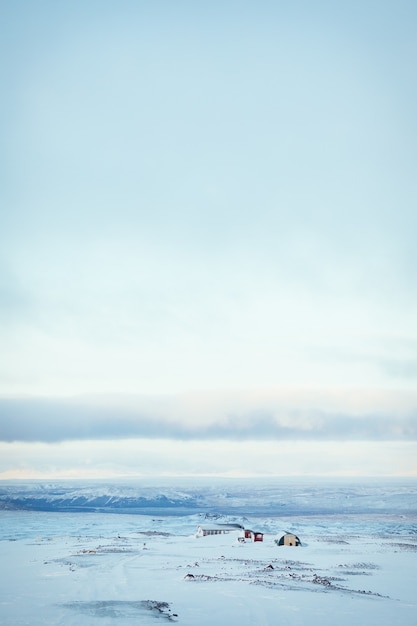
xmin=197 ymin=523 xmax=244 ymax=530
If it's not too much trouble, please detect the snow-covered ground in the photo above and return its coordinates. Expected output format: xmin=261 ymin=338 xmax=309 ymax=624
xmin=1 ymin=479 xmax=416 ymax=625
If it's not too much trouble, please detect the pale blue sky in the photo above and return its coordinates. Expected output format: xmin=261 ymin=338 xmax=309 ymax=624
xmin=1 ymin=1 xmax=416 ymax=476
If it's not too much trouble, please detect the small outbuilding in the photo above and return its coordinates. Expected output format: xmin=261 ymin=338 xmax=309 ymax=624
xmin=253 ymin=532 xmax=264 ymax=542
xmin=276 ymin=533 xmax=301 ymax=547
xmin=242 ymin=529 xmax=263 ymax=542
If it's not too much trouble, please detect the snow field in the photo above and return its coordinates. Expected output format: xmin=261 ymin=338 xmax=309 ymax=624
xmin=1 ymin=511 xmax=416 ymax=625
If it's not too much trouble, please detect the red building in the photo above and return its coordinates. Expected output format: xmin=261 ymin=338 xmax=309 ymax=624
xmin=243 ymin=529 xmax=264 ymax=542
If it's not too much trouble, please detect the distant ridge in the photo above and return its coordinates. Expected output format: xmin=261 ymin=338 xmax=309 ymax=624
xmin=1 ymin=478 xmax=416 ymax=517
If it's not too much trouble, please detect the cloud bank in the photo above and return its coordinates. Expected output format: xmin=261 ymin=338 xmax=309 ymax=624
xmin=1 ymin=388 xmax=416 ymax=443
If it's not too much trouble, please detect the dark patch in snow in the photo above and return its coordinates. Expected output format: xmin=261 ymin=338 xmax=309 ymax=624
xmin=183 ymin=555 xmax=389 ymax=599
xmin=337 ymin=562 xmax=380 ymax=570
xmin=63 ymin=600 xmax=177 ymax=621
xmin=387 ymin=542 xmax=417 ymax=551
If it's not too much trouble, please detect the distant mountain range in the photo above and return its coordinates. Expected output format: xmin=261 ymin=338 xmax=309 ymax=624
xmin=1 ymin=478 xmax=416 ymax=517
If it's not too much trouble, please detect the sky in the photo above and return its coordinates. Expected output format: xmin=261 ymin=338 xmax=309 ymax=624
xmin=1 ymin=0 xmax=417 ymax=478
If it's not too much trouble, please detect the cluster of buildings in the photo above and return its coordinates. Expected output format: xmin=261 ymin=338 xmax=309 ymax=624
xmin=196 ymin=523 xmax=301 ymax=546
xmin=196 ymin=523 xmax=263 ymax=541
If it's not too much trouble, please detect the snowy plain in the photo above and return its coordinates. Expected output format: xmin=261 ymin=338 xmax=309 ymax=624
xmin=1 ymin=478 xmax=416 ymax=625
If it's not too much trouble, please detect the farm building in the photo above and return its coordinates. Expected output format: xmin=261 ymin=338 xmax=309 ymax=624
xmin=197 ymin=523 xmax=244 ymax=537
xmin=252 ymin=532 xmax=264 ymax=542
xmin=276 ymin=533 xmax=301 ymax=546
xmin=241 ymin=529 xmax=264 ymax=542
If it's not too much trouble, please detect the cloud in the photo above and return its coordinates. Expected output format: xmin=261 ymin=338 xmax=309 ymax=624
xmin=1 ymin=388 xmax=416 ymax=443
xmin=379 ymin=358 xmax=417 ymax=380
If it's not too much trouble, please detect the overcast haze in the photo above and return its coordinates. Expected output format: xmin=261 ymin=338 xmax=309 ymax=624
xmin=1 ymin=0 xmax=417 ymax=477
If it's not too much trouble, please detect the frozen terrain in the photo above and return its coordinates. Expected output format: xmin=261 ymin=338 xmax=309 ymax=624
xmin=1 ymin=478 xmax=416 ymax=625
